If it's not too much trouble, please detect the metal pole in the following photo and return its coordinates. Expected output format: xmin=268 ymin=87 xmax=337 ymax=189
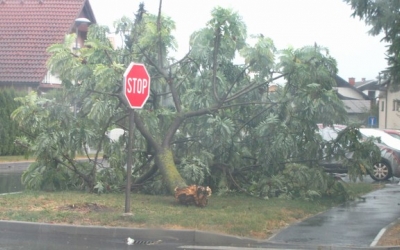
xmin=75 ymin=26 xmax=78 ymax=49
xmin=125 ymin=109 xmax=135 ymax=213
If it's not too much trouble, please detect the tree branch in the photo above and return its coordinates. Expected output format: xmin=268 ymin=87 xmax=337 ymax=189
xmin=212 ymin=25 xmax=221 ymax=103
xmin=162 ymin=115 xmax=184 ymax=147
xmin=156 ymin=0 xmax=163 ymax=69
xmin=133 ymin=111 xmax=161 ymax=152
xmin=225 ymin=73 xmax=287 ymax=102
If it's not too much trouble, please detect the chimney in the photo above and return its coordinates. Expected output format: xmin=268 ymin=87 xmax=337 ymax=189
xmin=362 ymin=78 xmax=366 ymax=82
xmin=348 ymin=77 xmax=355 ymax=86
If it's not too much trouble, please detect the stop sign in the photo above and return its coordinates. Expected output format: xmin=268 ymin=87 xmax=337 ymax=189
xmin=123 ymin=62 xmax=151 ymax=109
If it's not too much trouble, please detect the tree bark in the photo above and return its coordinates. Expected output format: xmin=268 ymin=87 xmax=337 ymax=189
xmin=154 ymin=147 xmax=186 ymax=194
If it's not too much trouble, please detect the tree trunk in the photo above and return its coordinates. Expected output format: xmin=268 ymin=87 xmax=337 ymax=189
xmin=155 ymin=147 xmax=187 ymax=194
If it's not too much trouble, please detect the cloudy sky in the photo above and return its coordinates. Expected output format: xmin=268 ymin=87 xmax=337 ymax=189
xmin=90 ymin=0 xmax=388 ymax=81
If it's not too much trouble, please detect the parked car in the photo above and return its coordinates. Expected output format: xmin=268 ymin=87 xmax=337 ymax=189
xmin=318 ymin=125 xmax=400 ymax=181
xmin=359 ymin=128 xmax=400 ymax=181
xmin=383 ymin=129 xmax=400 ymax=140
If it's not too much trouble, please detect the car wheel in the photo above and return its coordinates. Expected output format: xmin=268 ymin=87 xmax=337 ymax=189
xmin=369 ymin=159 xmax=392 ymax=181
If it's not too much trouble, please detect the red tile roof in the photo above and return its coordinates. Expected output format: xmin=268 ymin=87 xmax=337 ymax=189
xmin=0 ymin=0 xmax=96 ymax=85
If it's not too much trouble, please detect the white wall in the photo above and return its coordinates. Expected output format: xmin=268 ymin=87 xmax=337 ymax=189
xmin=379 ymin=89 xmax=400 ymax=129
xmin=337 ymin=87 xmax=365 ymax=99
xmin=42 ymin=71 xmax=62 ymax=85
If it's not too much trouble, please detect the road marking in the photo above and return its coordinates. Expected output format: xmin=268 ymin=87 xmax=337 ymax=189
xmin=0 ymin=192 xmax=22 ymax=196
xmin=370 ymin=218 xmax=400 ymax=247
xmin=371 ymin=227 xmax=387 ymax=247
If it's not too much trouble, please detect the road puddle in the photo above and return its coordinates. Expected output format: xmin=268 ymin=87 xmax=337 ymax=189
xmin=0 ymin=172 xmax=23 ymax=194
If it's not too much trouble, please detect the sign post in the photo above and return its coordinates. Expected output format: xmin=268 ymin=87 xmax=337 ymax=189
xmin=122 ymin=62 xmax=151 ymax=214
xmin=125 ymin=109 xmax=134 ymax=214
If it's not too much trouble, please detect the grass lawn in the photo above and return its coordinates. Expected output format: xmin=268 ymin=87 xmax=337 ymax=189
xmin=0 ymin=155 xmax=383 ymax=239
xmin=0 ymin=155 xmax=35 ymax=162
xmin=0 ymin=183 xmax=379 ymax=239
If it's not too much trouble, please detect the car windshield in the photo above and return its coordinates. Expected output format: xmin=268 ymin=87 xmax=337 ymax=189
xmin=359 ymin=128 xmax=400 ymax=150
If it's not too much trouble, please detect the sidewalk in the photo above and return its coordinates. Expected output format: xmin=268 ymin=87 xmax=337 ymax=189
xmin=268 ymin=182 xmax=400 ymax=248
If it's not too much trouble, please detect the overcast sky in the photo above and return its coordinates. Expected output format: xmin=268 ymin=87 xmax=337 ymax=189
xmin=90 ymin=0 xmax=388 ymax=81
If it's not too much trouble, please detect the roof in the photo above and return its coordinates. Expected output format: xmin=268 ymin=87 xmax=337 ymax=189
xmin=0 ymin=0 xmax=96 ymax=85
xmin=354 ymin=79 xmax=381 ymax=91
xmin=335 ymin=75 xmax=370 ymax=100
xmin=342 ymin=99 xmax=370 ymax=114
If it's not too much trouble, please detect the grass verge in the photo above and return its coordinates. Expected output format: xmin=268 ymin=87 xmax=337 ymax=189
xmin=0 ymin=155 xmax=100 ymax=163
xmin=0 ymin=155 xmax=35 ymax=162
xmin=0 ymin=183 xmax=379 ymax=239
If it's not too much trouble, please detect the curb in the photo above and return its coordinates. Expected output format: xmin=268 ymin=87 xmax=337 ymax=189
xmin=1 ymin=220 xmax=399 ymax=249
xmin=370 ymin=217 xmax=400 ymax=247
xmin=0 ymin=220 xmax=264 ymax=247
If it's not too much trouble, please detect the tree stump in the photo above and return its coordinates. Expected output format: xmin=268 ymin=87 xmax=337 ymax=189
xmin=174 ymin=185 xmax=212 ymax=207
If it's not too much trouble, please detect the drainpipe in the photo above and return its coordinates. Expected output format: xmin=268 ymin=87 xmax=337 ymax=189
xmin=379 ymin=72 xmax=388 ymax=129
xmin=385 ymin=86 xmax=388 ymax=129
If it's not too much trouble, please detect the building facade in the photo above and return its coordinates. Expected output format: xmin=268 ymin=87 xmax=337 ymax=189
xmin=379 ymin=81 xmax=400 ymax=129
xmin=0 ymin=0 xmax=96 ymax=93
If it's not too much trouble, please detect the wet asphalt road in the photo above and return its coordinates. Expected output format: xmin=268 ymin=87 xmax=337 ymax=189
xmin=268 ymin=181 xmax=400 ymax=248
xmin=0 ymin=232 xmax=182 ymax=250
xmin=0 ymin=229 xmax=185 ymax=250
xmin=0 ymin=161 xmax=31 ymax=173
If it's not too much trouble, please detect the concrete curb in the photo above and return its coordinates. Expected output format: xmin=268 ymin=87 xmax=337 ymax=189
xmin=0 ymin=220 xmax=263 ymax=247
xmin=1 ymin=220 xmax=400 ymax=249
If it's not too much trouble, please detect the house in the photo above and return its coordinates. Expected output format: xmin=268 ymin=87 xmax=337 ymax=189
xmin=334 ymin=75 xmax=371 ymax=122
xmin=0 ymin=0 xmax=96 ymax=93
xmin=267 ymin=76 xmax=371 ymax=123
xmin=351 ymin=76 xmax=400 ymax=129
xmin=354 ymin=77 xmax=384 ymax=128
xmin=354 ymin=77 xmax=381 ymax=102
xmin=378 ymin=79 xmax=400 ymax=129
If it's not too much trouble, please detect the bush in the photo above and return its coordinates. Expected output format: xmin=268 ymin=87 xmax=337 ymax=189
xmin=0 ymin=88 xmax=27 ymax=156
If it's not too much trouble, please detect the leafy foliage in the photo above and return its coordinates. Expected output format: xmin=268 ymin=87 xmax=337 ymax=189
xmin=319 ymin=125 xmax=381 ymax=182
xmin=178 ymin=157 xmax=211 ymax=185
xmin=0 ymin=88 xmax=27 ymax=156
xmin=11 ymin=3 xmax=376 ymax=201
xmin=343 ymin=0 xmax=397 ymax=85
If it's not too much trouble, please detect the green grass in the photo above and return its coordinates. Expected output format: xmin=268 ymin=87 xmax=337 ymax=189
xmin=0 ymin=183 xmax=379 ymax=239
xmin=0 ymin=155 xmax=35 ymax=162
xmin=0 ymin=155 xmax=381 ymax=238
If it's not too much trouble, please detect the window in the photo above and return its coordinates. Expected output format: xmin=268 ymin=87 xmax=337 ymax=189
xmin=381 ymin=101 xmax=385 ymax=111
xmin=368 ymin=90 xmax=375 ymax=100
xmin=391 ymin=100 xmax=400 ymax=112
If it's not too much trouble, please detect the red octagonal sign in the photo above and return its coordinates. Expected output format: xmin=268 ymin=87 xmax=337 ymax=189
xmin=123 ymin=62 xmax=151 ymax=109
